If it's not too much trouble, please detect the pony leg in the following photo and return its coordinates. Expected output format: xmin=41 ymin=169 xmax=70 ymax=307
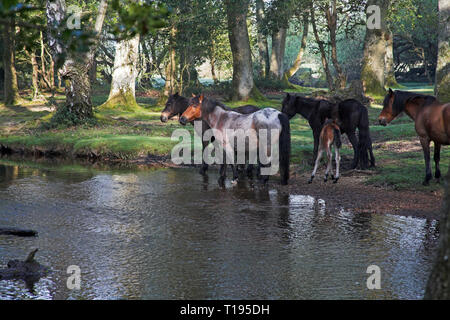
xmin=324 ymin=147 xmax=333 ymax=182
xmin=434 ymin=142 xmax=441 ymax=182
xmin=333 ymin=145 xmax=340 ymax=183
xmin=419 ymin=137 xmax=432 ymax=186
xmin=231 ymin=165 xmax=239 ymax=184
xmin=246 ymin=164 xmax=254 ymax=178
xmin=368 ymin=136 xmax=376 ymax=167
xmin=199 ymin=139 xmax=209 ymax=175
xmin=309 ymin=148 xmax=324 ymax=183
xmin=312 ymin=129 xmax=320 ymax=164
xmin=218 ymin=149 xmax=228 ymax=186
xmin=348 ymin=133 xmax=359 ymax=169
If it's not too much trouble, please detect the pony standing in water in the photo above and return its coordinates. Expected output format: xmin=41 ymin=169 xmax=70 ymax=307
xmin=309 ymin=119 xmax=342 ymax=184
xmin=379 ymin=88 xmax=449 ymax=186
xmin=179 ymin=94 xmax=291 ymax=185
xmin=161 ymin=93 xmax=259 ymax=174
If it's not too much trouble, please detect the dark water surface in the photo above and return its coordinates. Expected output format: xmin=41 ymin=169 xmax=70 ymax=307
xmin=0 ymin=160 xmax=439 ymax=299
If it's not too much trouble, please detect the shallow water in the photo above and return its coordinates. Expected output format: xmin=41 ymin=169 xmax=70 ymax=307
xmin=0 ymin=160 xmax=439 ymax=299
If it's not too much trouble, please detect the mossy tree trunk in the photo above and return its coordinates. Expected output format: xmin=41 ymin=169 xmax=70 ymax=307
xmin=102 ymin=34 xmax=140 ymax=109
xmin=46 ymin=0 xmax=107 ymax=125
xmin=384 ymin=30 xmax=398 ymax=87
xmin=270 ymin=27 xmax=287 ymax=80
xmin=25 ymin=48 xmax=43 ymax=101
xmin=282 ymin=12 xmax=309 ymax=86
xmin=435 ymin=0 xmax=450 ymax=103
xmin=162 ymin=25 xmax=177 ymax=99
xmin=255 ymin=0 xmax=270 ymax=79
xmin=325 ymin=0 xmax=346 ymax=90
xmin=361 ymin=0 xmax=389 ymax=96
xmin=225 ymin=0 xmax=262 ymax=101
xmin=2 ymin=17 xmax=21 ymax=105
xmin=425 ymin=166 xmax=450 ymax=299
xmin=311 ymin=8 xmax=334 ymax=91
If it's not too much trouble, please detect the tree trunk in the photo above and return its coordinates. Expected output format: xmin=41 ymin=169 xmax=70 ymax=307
xmin=30 ymin=51 xmax=41 ymax=100
xmin=311 ymin=8 xmax=334 ymax=91
xmin=361 ymin=0 xmax=389 ymax=96
xmin=162 ymin=25 xmax=177 ymax=98
xmin=326 ymin=1 xmax=346 ymax=89
xmin=384 ymin=30 xmax=398 ymax=87
xmin=46 ymin=0 xmax=108 ymax=124
xmin=270 ymin=27 xmax=287 ymax=80
xmin=255 ymin=0 xmax=269 ymax=79
xmin=2 ymin=17 xmax=21 ymax=105
xmin=435 ymin=0 xmax=450 ymax=102
xmin=39 ymin=31 xmax=52 ymax=90
xmin=89 ymin=55 xmax=97 ymax=85
xmin=425 ymin=166 xmax=450 ymax=299
xmin=283 ymin=12 xmax=309 ymax=84
xmin=210 ymin=40 xmax=219 ymax=84
xmin=225 ymin=0 xmax=261 ymax=101
xmin=102 ymin=34 xmax=140 ymax=109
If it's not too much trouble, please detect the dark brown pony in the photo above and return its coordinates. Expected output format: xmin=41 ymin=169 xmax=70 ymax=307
xmin=378 ymin=88 xmax=448 ymax=185
xmin=282 ymin=94 xmax=375 ymax=169
xmin=160 ymin=93 xmax=259 ymax=174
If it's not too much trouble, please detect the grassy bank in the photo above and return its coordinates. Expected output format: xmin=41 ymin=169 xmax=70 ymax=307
xmin=0 ymin=83 xmax=445 ymax=191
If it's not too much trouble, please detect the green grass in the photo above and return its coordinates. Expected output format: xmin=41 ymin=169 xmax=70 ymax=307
xmin=0 ymin=83 xmax=443 ymax=190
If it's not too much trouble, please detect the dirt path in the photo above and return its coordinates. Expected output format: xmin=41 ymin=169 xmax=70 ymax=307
xmin=282 ymin=169 xmax=443 ymax=221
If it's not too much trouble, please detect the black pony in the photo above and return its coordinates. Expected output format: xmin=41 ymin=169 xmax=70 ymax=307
xmin=161 ymin=93 xmax=260 ymax=174
xmin=282 ymin=94 xmax=375 ymax=169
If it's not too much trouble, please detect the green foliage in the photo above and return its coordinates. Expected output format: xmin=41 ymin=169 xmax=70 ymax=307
xmin=110 ymin=0 xmax=170 ymax=39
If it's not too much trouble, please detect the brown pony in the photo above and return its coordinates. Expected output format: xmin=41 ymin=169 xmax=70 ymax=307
xmin=309 ymin=119 xmax=342 ymax=184
xmin=379 ymin=88 xmax=449 ymax=185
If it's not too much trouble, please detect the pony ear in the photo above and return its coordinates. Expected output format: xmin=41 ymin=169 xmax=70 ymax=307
xmin=192 ymin=93 xmax=196 ymax=97
xmin=199 ymin=94 xmax=204 ymax=103
xmin=287 ymin=93 xmax=291 ymax=98
xmin=388 ymin=88 xmax=393 ymax=95
xmin=174 ymin=92 xmax=179 ymax=97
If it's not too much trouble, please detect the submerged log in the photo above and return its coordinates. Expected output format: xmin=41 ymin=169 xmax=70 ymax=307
xmin=0 ymin=249 xmax=49 ymax=292
xmin=0 ymin=227 xmax=38 ymax=237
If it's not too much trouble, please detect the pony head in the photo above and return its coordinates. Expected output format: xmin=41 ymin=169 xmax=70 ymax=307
xmin=179 ymin=94 xmax=203 ymax=125
xmin=379 ymin=88 xmax=397 ymax=126
xmin=281 ymin=93 xmax=297 ymax=119
xmin=161 ymin=92 xmax=181 ymax=123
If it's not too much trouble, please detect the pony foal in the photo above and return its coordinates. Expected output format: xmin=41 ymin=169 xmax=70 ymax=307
xmin=309 ymin=119 xmax=342 ymax=184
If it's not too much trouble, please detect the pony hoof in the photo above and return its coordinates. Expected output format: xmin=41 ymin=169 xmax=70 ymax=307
xmin=333 ymin=178 xmax=339 ymax=184
xmin=199 ymin=168 xmax=208 ymax=175
xmin=436 ymin=178 xmax=441 ymax=184
xmin=308 ymin=178 xmax=313 ymax=184
xmin=323 ymin=178 xmax=328 ymax=183
xmin=231 ymin=179 xmax=238 ymax=185
xmin=422 ymin=180 xmax=430 ymax=186
xmin=218 ymin=177 xmax=226 ymax=185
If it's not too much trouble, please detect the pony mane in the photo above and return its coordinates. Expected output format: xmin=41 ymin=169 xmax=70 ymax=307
xmin=390 ymin=90 xmax=436 ymax=114
xmin=201 ymin=97 xmax=232 ymax=113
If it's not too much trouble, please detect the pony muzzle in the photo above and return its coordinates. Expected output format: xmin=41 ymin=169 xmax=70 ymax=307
xmin=378 ymin=117 xmax=387 ymax=126
xmin=160 ymin=112 xmax=171 ymax=123
xmin=179 ymin=116 xmax=188 ymax=126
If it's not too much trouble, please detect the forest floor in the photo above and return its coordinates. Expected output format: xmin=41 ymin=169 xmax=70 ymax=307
xmin=0 ymin=83 xmax=445 ymax=219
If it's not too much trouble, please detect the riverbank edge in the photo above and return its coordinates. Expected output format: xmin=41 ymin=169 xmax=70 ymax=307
xmin=0 ymin=142 xmax=443 ymax=221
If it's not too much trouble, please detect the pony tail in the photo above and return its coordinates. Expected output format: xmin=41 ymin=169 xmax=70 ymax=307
xmin=334 ymin=127 xmax=342 ymax=149
xmin=278 ymin=113 xmax=291 ymax=185
xmin=357 ymin=106 xmax=370 ymax=169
